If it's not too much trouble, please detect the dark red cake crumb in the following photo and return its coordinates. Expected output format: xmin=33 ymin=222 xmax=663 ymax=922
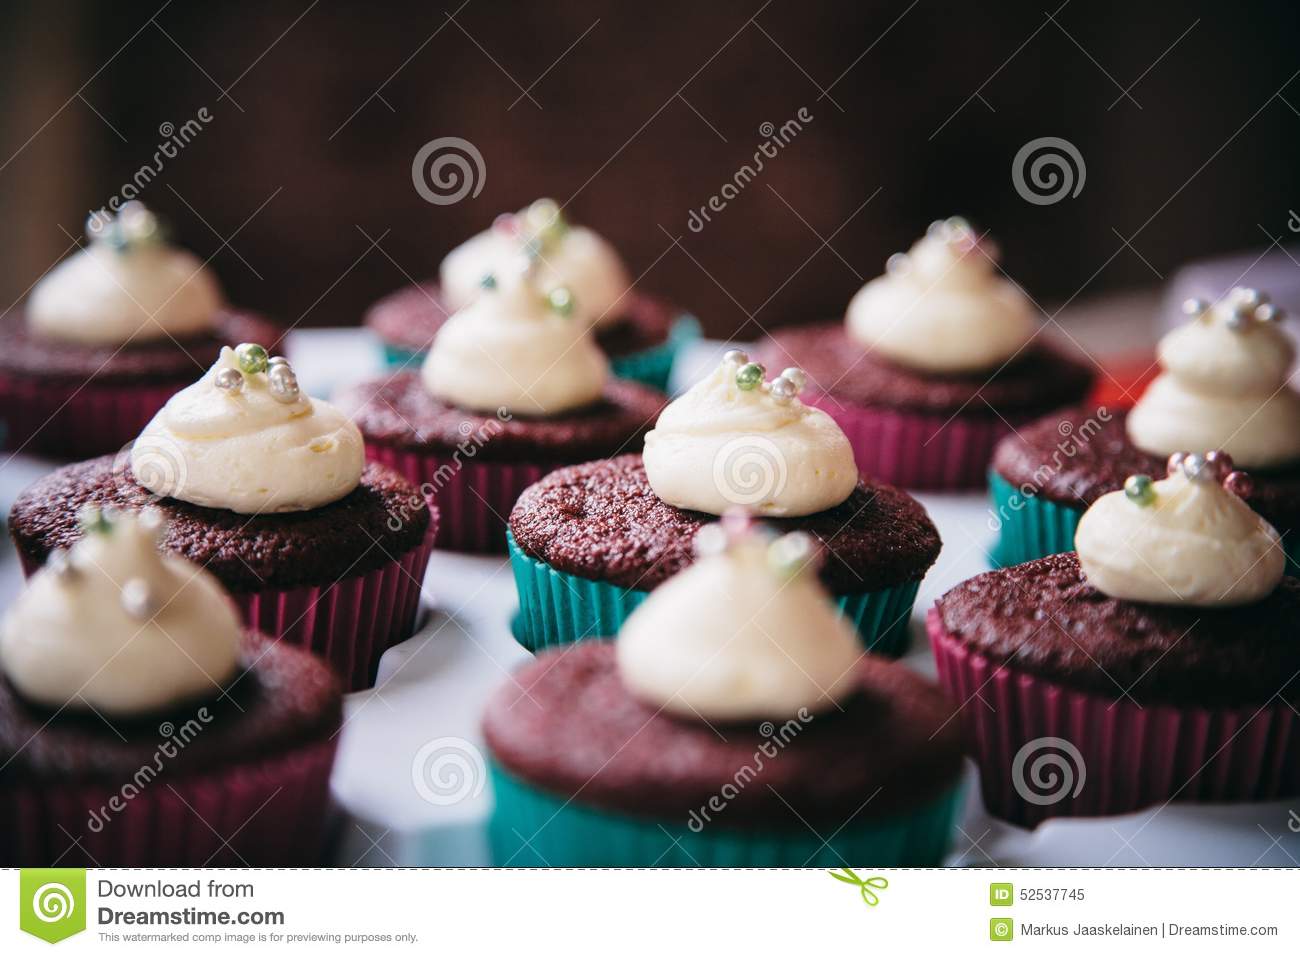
xmin=759 ymin=321 xmax=1095 ymax=416
xmin=991 ymin=406 xmax=1300 ymax=536
xmin=9 ymin=457 xmax=430 ymax=593
xmin=362 ymin=280 xmax=676 ymax=358
xmin=337 ymin=372 xmax=665 ymax=461
xmin=935 ymin=552 xmax=1300 ymax=707
xmin=0 ymin=635 xmax=340 ymax=782
xmin=508 ymin=454 xmax=941 ymax=594
xmin=483 ymin=641 xmax=965 ymax=825
xmin=0 ymin=309 xmax=282 ymax=384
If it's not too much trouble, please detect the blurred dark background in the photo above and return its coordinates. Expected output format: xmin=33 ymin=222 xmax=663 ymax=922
xmin=2 ymin=0 xmax=1298 ymax=338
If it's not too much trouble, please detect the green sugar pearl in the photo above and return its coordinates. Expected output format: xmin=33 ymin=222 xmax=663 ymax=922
xmin=546 ymin=286 xmax=575 ymax=317
xmin=735 ymin=362 xmax=765 ymax=391
xmin=1124 ymin=474 xmax=1156 ymax=506
xmin=235 ymin=342 xmax=269 ymax=375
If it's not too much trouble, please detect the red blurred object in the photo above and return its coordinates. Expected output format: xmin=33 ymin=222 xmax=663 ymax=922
xmin=1088 ymin=351 xmax=1159 ymax=410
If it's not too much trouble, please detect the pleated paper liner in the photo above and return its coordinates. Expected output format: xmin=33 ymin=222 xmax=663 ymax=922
xmin=989 ymin=469 xmax=1300 ymax=572
xmin=507 ymin=532 xmax=919 ymax=656
xmin=376 ymin=314 xmax=700 ymax=394
xmin=488 ymin=762 xmax=961 ymax=866
xmin=366 ymin=443 xmax=547 ymax=553
xmin=927 ymin=607 xmax=1300 ymax=828
xmin=0 ymin=372 xmax=183 ymax=459
xmin=802 ymin=392 xmax=1039 ymax=491
xmin=0 ymin=737 xmax=337 ymax=866
xmin=18 ymin=517 xmax=438 ymax=693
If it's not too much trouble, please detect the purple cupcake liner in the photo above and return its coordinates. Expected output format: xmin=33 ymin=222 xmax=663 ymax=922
xmin=0 ymin=737 xmax=337 ymax=866
xmin=927 ymin=607 xmax=1300 ymax=827
xmin=366 ymin=443 xmax=547 ymax=553
xmin=803 ymin=391 xmax=1033 ymax=491
xmin=0 ymin=372 xmax=183 ymax=460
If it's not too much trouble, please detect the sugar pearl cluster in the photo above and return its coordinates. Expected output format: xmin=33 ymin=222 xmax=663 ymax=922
xmin=86 ymin=200 xmax=163 ymax=252
xmin=478 ymin=201 xmax=578 ymax=320
xmin=886 ymin=215 xmax=994 ymax=275
xmin=720 ymin=349 xmax=807 ymax=405
xmin=1182 ymin=286 xmax=1285 ymax=331
xmin=692 ymin=508 xmax=821 ymax=578
xmin=213 ymin=342 xmax=300 ymax=403
xmin=1123 ymin=450 xmax=1254 ymax=507
xmin=47 ymin=506 xmax=166 ymax=621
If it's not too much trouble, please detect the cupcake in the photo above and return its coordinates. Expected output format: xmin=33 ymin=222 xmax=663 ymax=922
xmin=931 ymin=452 xmax=1300 ymax=826
xmin=990 ymin=287 xmax=1300 ymax=567
xmin=486 ymin=517 xmax=965 ymax=866
xmin=507 ymin=350 xmax=941 ymax=655
xmin=0 ymin=511 xmax=340 ymax=865
xmin=363 ymin=199 xmax=699 ymax=390
xmin=9 ymin=345 xmax=436 ymax=691
xmin=340 ymin=259 xmax=664 ymax=552
xmin=759 ymin=217 xmax=1094 ymax=490
xmin=0 ymin=202 xmax=279 ymax=459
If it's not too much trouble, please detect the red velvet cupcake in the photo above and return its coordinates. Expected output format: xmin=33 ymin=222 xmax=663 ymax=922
xmin=930 ymin=453 xmax=1299 ymax=826
xmin=363 ymin=199 xmax=698 ymax=391
xmin=9 ymin=345 xmax=435 ymax=691
xmin=0 ymin=511 xmax=341 ymax=866
xmin=759 ymin=217 xmax=1093 ymax=490
xmin=340 ymin=262 xmax=663 ymax=552
xmin=0 ymin=202 xmax=280 ymax=459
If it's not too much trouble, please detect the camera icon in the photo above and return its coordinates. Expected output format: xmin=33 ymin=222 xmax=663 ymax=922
xmin=990 ymin=917 xmax=1014 ymax=941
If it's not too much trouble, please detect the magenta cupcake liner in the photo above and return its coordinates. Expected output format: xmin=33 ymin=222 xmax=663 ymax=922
xmin=803 ymin=391 xmax=1033 ymax=491
xmin=0 ymin=371 xmax=183 ymax=459
xmin=0 ymin=737 xmax=337 ymax=866
xmin=927 ymin=608 xmax=1300 ymax=827
xmin=366 ymin=443 xmax=547 ymax=553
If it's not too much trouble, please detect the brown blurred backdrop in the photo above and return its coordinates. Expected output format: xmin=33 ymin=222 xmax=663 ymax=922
xmin=1 ymin=0 xmax=1298 ymax=339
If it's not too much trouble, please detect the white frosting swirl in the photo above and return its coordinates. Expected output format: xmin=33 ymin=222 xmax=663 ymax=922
xmin=0 ymin=511 xmax=241 ymax=716
xmin=643 ymin=356 xmax=857 ymax=517
xmin=421 ymin=266 xmax=608 ymax=416
xmin=617 ymin=524 xmax=861 ymax=720
xmin=1127 ymin=290 xmax=1300 ymax=467
xmin=440 ymin=200 xmax=632 ymax=328
xmin=132 ymin=348 xmax=365 ymax=513
xmin=845 ymin=217 xmax=1035 ymax=373
xmin=29 ymin=206 xmax=222 ymax=345
xmin=1074 ymin=466 xmax=1284 ymax=607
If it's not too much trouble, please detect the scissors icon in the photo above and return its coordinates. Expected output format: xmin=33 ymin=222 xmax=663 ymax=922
xmin=828 ymin=868 xmax=889 ymax=906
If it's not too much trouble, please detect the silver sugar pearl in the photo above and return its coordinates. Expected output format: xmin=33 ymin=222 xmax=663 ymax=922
xmin=1255 ymin=303 xmax=1283 ymax=323
xmin=1166 ymin=452 xmax=1186 ymax=477
xmin=885 ymin=252 xmax=910 ymax=275
xmin=779 ymin=367 xmax=807 ymax=393
xmin=693 ymin=524 xmax=729 ymax=558
xmin=47 ymin=548 xmax=79 ymax=582
xmin=769 ymin=376 xmax=798 ymax=404
xmin=1234 ymin=287 xmax=1264 ymax=308
xmin=1181 ymin=452 xmax=1210 ymax=481
xmin=268 ymin=364 xmax=300 ymax=404
xmin=214 ymin=367 xmax=244 ymax=393
xmin=1224 ymin=308 xmax=1249 ymax=331
xmin=1181 ymin=297 xmax=1208 ymax=317
xmin=767 ymin=531 xmax=818 ymax=577
xmin=926 ymin=219 xmax=948 ymax=240
xmin=120 ymin=577 xmax=159 ymax=620
xmin=268 ymin=355 xmax=290 ymax=369
xmin=722 ymin=348 xmax=749 ymax=367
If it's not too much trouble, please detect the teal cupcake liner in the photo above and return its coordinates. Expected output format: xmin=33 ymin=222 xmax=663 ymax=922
xmin=989 ymin=470 xmax=1300 ymax=571
xmin=987 ymin=470 xmax=1084 ymax=568
xmin=377 ymin=314 xmax=701 ymax=392
xmin=489 ymin=762 xmax=961 ymax=866
xmin=507 ymin=532 xmax=920 ymax=657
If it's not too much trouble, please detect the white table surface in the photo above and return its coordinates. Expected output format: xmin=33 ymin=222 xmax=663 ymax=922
xmin=3 ymin=320 xmax=1298 ymax=867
